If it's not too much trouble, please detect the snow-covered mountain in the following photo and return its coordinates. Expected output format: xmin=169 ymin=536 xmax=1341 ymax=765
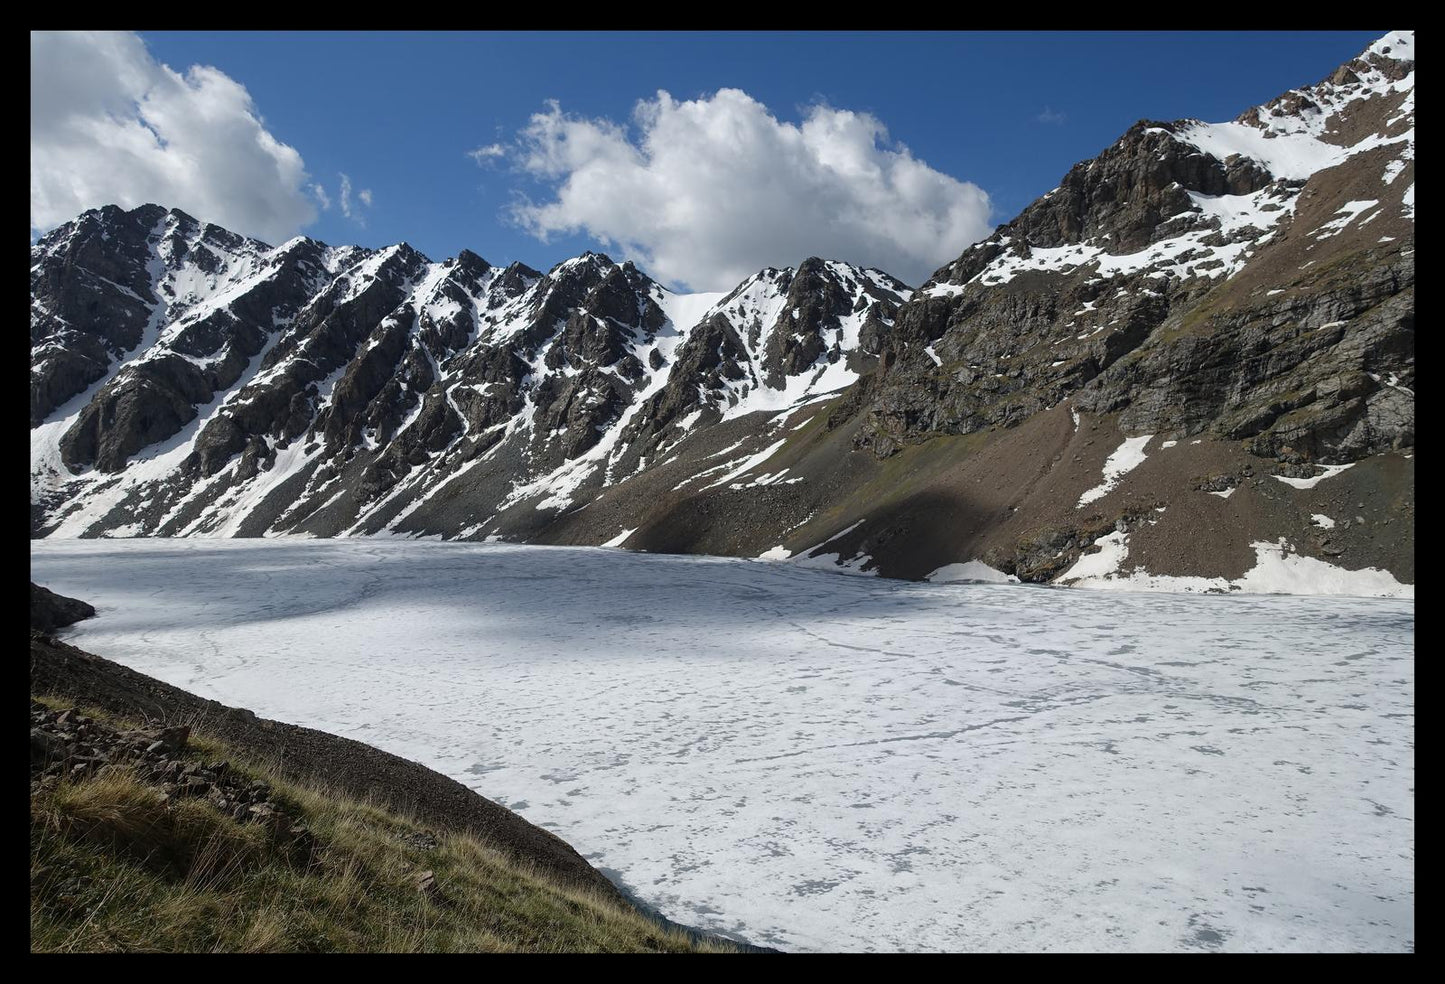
xmin=31 ymin=32 xmax=1413 ymax=597
xmin=31 ymin=206 xmax=908 ymax=540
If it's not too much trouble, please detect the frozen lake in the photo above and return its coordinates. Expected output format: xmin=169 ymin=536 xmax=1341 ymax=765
xmin=31 ymin=539 xmax=1413 ymax=952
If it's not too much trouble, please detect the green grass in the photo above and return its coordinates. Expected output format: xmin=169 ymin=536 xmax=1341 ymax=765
xmin=30 ymin=699 xmax=733 ymax=953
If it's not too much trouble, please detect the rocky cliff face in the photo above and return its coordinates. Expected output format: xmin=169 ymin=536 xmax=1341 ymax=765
xmin=30 ymin=33 xmax=1413 ymax=597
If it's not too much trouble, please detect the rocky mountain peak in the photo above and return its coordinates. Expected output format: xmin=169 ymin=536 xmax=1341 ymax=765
xmin=1233 ymin=30 xmax=1413 ymax=145
xmin=449 ymin=247 xmax=491 ymax=272
xmin=1001 ymin=120 xmax=1275 ymax=256
xmin=861 ymin=30 xmax=1412 ymax=473
xmin=549 ymin=250 xmax=616 ymax=280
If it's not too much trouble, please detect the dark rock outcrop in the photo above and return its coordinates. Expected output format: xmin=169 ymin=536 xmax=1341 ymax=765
xmin=30 ymin=584 xmax=96 ymax=633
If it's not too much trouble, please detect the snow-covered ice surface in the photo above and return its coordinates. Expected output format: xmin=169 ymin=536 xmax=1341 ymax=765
xmin=31 ymin=539 xmax=1414 ymax=953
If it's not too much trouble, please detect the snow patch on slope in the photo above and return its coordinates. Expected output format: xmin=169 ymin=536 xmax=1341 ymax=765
xmin=1273 ymin=463 xmax=1355 ymax=490
xmin=1078 ymin=435 xmax=1153 ymax=507
xmin=1059 ymin=532 xmax=1410 ymax=600
xmin=926 ymin=561 xmax=1018 ymax=584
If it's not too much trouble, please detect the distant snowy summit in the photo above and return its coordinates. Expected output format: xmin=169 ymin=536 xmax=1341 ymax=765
xmin=31 ymin=32 xmax=1412 ymax=598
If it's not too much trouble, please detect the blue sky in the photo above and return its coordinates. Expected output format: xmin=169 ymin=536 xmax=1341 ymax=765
xmin=33 ymin=31 xmax=1385 ymax=290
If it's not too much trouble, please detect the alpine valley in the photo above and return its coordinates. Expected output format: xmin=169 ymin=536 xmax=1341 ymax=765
xmin=31 ymin=32 xmax=1414 ymax=598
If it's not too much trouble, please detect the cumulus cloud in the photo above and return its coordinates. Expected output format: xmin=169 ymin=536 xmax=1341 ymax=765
xmin=30 ymin=31 xmax=317 ymax=244
xmin=506 ymin=89 xmax=992 ymax=290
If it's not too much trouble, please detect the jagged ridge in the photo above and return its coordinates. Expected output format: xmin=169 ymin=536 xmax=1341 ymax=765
xmin=31 ymin=211 xmax=908 ymax=540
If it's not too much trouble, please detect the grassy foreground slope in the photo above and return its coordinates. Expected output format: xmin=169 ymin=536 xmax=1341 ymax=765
xmin=30 ymin=623 xmax=739 ymax=954
xmin=30 ymin=697 xmax=721 ymax=953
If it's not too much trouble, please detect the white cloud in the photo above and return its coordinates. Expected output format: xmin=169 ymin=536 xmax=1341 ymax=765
xmin=468 ymin=143 xmax=507 ymax=165
xmin=337 ymin=173 xmax=372 ymax=222
xmin=507 ymin=89 xmax=992 ymax=290
xmin=30 ymin=31 xmax=317 ymax=245
xmin=1037 ymin=106 xmax=1067 ymax=125
xmin=312 ymin=183 xmax=332 ymax=211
